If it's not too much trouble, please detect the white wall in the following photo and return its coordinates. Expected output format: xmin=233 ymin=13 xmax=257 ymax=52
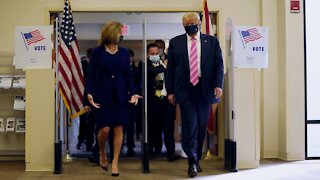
xmin=283 ymin=0 xmax=305 ymax=160
xmin=277 ymin=0 xmax=305 ymax=160
xmin=261 ymin=0 xmax=279 ymax=158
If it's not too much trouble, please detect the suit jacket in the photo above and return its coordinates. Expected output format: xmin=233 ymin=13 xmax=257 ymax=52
xmin=86 ymin=46 xmax=134 ymax=104
xmin=165 ymin=33 xmax=224 ymax=104
xmin=81 ymin=59 xmax=89 ymax=106
xmin=130 ymin=61 xmax=143 ymax=94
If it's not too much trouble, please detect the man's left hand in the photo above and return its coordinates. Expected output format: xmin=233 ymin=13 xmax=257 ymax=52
xmin=214 ymin=87 xmax=223 ymax=99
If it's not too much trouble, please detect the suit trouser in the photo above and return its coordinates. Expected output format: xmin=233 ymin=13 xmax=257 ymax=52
xmin=78 ymin=113 xmax=87 ymax=144
xmin=148 ymin=97 xmax=163 ymax=153
xmin=125 ymin=103 xmax=136 ymax=150
xmin=135 ymin=100 xmax=142 ymax=138
xmin=148 ymin=96 xmax=176 ymax=156
xmin=179 ymin=82 xmax=210 ymax=165
xmin=78 ymin=112 xmax=95 ymax=149
xmin=158 ymin=97 xmax=176 ymax=157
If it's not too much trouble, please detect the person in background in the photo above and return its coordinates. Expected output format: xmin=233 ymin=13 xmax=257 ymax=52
xmin=86 ymin=21 xmax=142 ymax=176
xmin=128 ymin=49 xmax=143 ymax=141
xmin=125 ymin=49 xmax=142 ymax=156
xmin=154 ymin=39 xmax=167 ymax=62
xmin=77 ymin=48 xmax=94 ymax=151
xmin=146 ymin=43 xmax=179 ymax=161
xmin=165 ymin=12 xmax=224 ymax=178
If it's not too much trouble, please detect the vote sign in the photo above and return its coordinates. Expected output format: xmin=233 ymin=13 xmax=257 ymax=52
xmin=232 ymin=26 xmax=268 ymax=69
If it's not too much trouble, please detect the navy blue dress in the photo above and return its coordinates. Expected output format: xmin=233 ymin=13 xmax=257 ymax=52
xmin=86 ymin=46 xmax=134 ymax=129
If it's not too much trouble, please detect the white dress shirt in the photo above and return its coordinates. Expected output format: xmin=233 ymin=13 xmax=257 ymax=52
xmin=187 ymin=32 xmax=201 ymax=77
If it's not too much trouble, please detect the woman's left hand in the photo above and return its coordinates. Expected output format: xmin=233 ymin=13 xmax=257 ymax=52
xmin=129 ymin=94 xmax=143 ymax=105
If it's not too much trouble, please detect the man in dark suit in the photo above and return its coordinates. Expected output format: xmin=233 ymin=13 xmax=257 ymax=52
xmin=165 ymin=12 xmax=224 ymax=178
xmin=146 ymin=43 xmax=178 ymax=161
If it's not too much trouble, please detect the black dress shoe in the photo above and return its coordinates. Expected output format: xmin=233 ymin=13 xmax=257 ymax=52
xmin=167 ymin=154 xmax=181 ymax=162
xmin=127 ymin=149 xmax=136 ymax=156
xmin=76 ymin=143 xmax=82 ymax=150
xmin=196 ymin=163 xmax=202 ymax=172
xmin=88 ymin=156 xmax=99 ymax=164
xmin=188 ymin=164 xmax=198 ymax=178
xmin=86 ymin=146 xmax=93 ymax=152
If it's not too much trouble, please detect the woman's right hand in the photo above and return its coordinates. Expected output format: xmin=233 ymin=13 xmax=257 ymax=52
xmin=87 ymin=94 xmax=100 ymax=109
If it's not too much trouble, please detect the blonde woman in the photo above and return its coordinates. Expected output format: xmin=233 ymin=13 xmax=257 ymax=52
xmin=86 ymin=21 xmax=142 ymax=176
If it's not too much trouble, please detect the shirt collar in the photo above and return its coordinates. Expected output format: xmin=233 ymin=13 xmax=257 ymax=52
xmin=187 ymin=31 xmax=200 ymax=41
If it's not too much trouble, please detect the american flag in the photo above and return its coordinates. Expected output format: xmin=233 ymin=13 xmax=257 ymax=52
xmin=201 ymin=0 xmax=217 ymax=135
xmin=241 ymin=28 xmax=263 ymax=43
xmin=58 ymin=0 xmax=84 ymax=119
xmin=201 ymin=0 xmax=214 ymax=36
xmin=23 ymin=30 xmax=45 ymax=45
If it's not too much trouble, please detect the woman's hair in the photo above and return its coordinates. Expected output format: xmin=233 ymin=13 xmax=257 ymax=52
xmin=99 ymin=21 xmax=123 ymax=46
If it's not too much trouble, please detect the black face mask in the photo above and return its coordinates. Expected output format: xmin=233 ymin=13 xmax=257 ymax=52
xmin=117 ymin=35 xmax=123 ymax=44
xmin=184 ymin=24 xmax=199 ymax=35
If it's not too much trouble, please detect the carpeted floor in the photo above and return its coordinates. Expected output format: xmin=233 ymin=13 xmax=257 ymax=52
xmin=1 ymin=157 xmax=227 ymax=180
xmin=1 ymin=158 xmax=320 ymax=180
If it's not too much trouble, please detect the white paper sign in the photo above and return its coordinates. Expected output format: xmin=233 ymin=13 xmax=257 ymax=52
xmin=232 ymin=26 xmax=268 ymax=68
xmin=0 ymin=118 xmax=4 ymax=132
xmin=16 ymin=118 xmax=25 ymax=133
xmin=15 ymin=26 xmax=53 ymax=69
xmin=13 ymin=96 xmax=25 ymax=111
xmin=12 ymin=75 xmax=25 ymax=89
xmin=6 ymin=118 xmax=15 ymax=132
xmin=0 ymin=75 xmax=12 ymax=89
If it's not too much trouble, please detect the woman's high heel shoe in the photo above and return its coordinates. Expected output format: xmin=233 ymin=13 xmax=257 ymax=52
xmin=99 ymin=156 xmax=108 ymax=172
xmin=111 ymin=172 xmax=120 ymax=176
xmin=99 ymin=162 xmax=108 ymax=172
xmin=111 ymin=164 xmax=120 ymax=176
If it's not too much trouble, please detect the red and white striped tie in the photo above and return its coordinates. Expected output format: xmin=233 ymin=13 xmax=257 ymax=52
xmin=189 ymin=37 xmax=199 ymax=86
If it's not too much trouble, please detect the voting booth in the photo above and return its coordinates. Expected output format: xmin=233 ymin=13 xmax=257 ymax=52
xmin=14 ymin=26 xmax=55 ymax=171
xmin=225 ymin=25 xmax=268 ymax=171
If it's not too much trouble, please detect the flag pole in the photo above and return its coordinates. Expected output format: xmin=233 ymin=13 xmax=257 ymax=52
xmin=201 ymin=0 xmax=218 ymax=161
xmin=141 ymin=18 xmax=150 ymax=173
xmin=54 ymin=15 xmax=62 ymax=174
xmin=63 ymin=110 xmax=72 ymax=162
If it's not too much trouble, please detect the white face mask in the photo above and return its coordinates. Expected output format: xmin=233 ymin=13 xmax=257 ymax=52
xmin=149 ymin=55 xmax=160 ymax=62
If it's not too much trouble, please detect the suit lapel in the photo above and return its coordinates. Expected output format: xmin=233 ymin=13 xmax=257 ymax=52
xmin=200 ymin=33 xmax=207 ymax=75
xmin=182 ymin=34 xmax=190 ymax=73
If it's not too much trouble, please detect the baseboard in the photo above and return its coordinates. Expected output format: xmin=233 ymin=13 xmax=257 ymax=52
xmin=262 ymin=151 xmax=278 ymax=158
xmin=0 ymin=156 xmax=24 ymax=161
xmin=238 ymin=160 xmax=260 ymax=169
xmin=0 ymin=151 xmax=25 ymax=161
xmin=26 ymin=163 xmax=54 ymax=172
xmin=279 ymin=152 xmax=305 ymax=161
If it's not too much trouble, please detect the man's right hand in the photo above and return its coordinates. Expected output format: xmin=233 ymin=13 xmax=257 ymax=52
xmin=168 ymin=94 xmax=175 ymax=105
xmin=87 ymin=94 xmax=100 ymax=109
